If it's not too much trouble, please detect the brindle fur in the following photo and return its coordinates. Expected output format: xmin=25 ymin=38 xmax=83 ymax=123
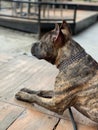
xmin=15 ymin=21 xmax=98 ymax=123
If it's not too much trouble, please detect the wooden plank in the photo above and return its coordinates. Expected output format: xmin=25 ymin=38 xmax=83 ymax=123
xmin=0 ymin=53 xmax=13 ymax=62
xmin=76 ymin=10 xmax=98 ymax=22
xmin=56 ymin=119 xmax=98 ymax=130
xmin=8 ymin=107 xmax=59 ymax=130
xmin=1 ymin=54 xmax=97 ymax=129
xmin=0 ymin=53 xmax=13 ymax=66
xmin=55 ymin=107 xmax=98 ymax=130
xmin=0 ymin=7 xmax=98 ymax=34
xmin=0 ymin=101 xmax=25 ymax=130
xmin=0 ymin=55 xmax=58 ymax=101
xmin=63 ymin=108 xmax=98 ymax=127
xmin=0 ymin=54 xmax=59 ymax=130
xmin=0 ymin=53 xmax=58 ymax=127
xmin=0 ymin=7 xmax=98 ymax=22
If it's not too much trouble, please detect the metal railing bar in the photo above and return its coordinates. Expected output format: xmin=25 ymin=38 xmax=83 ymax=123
xmin=10 ymin=1 xmax=78 ymax=8
xmin=0 ymin=13 xmax=74 ymax=22
xmin=0 ymin=0 xmax=77 ymax=36
xmin=40 ymin=18 xmax=74 ymax=21
xmin=0 ymin=14 xmax=38 ymax=20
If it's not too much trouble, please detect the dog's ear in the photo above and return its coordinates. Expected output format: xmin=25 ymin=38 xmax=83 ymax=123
xmin=52 ymin=21 xmax=71 ymax=48
xmin=52 ymin=23 xmax=65 ymax=48
xmin=60 ymin=20 xmax=72 ymax=34
xmin=54 ymin=23 xmax=60 ymax=33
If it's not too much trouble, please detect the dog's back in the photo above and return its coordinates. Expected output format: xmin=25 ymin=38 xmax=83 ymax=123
xmin=53 ymin=37 xmax=98 ymax=122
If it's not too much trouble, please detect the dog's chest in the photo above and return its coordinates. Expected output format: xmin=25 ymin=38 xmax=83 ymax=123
xmin=54 ymin=56 xmax=98 ymax=97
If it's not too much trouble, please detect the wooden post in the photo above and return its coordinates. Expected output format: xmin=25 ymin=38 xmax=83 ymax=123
xmin=60 ymin=5 xmax=63 ymax=17
xmin=28 ymin=0 xmax=31 ymax=15
xmin=73 ymin=5 xmax=77 ymax=34
xmin=12 ymin=1 xmax=17 ymax=16
xmin=20 ymin=1 xmax=23 ymax=16
xmin=0 ymin=0 xmax=1 ymax=10
xmin=38 ymin=1 xmax=41 ymax=39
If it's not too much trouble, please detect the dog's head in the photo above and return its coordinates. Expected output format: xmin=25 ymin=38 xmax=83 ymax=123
xmin=31 ymin=20 xmax=71 ymax=64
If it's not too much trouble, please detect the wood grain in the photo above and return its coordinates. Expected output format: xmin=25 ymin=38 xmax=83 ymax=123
xmin=0 ymin=101 xmax=24 ymax=130
xmin=56 ymin=119 xmax=98 ymax=130
xmin=8 ymin=107 xmax=59 ymax=130
xmin=0 ymin=54 xmax=98 ymax=130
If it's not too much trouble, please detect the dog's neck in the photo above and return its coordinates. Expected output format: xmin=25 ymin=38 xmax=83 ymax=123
xmin=55 ymin=39 xmax=85 ymax=70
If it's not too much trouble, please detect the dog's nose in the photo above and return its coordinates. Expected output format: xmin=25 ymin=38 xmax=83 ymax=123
xmin=31 ymin=42 xmax=39 ymax=55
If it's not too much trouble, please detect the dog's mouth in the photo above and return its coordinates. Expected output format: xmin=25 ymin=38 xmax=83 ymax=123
xmin=44 ymin=56 xmax=56 ymax=64
xmin=33 ymin=53 xmax=55 ymax=64
xmin=32 ymin=53 xmax=43 ymax=60
xmin=32 ymin=50 xmax=56 ymax=64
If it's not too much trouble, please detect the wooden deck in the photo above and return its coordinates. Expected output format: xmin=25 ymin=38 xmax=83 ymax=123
xmin=0 ymin=6 xmax=98 ymax=34
xmin=0 ymin=8 xmax=97 ymax=22
xmin=0 ymin=53 xmax=98 ymax=130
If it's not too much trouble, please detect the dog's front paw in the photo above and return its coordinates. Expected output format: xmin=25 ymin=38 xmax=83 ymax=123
xmin=15 ymin=91 xmax=25 ymax=100
xmin=15 ymin=91 xmax=34 ymax=103
xmin=20 ymin=88 xmax=37 ymax=94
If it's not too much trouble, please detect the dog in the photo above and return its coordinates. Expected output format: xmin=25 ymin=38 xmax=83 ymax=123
xmin=15 ymin=20 xmax=98 ymax=123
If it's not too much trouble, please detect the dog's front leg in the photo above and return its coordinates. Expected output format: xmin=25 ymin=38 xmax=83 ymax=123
xmin=15 ymin=90 xmax=65 ymax=114
xmin=20 ymin=88 xmax=54 ymax=98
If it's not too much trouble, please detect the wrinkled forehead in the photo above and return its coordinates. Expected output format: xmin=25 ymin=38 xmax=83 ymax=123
xmin=40 ymin=30 xmax=57 ymax=43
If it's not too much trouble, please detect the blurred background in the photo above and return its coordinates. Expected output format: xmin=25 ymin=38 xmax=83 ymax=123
xmin=0 ymin=0 xmax=98 ymax=59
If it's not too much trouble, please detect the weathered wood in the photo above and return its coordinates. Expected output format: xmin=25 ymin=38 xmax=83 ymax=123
xmin=0 ymin=54 xmax=59 ymax=130
xmin=0 ymin=53 xmax=98 ymax=129
xmin=0 ymin=8 xmax=97 ymax=34
xmin=0 ymin=53 xmax=13 ymax=65
xmin=8 ymin=107 xmax=59 ymax=130
xmin=0 ymin=101 xmax=25 ymax=130
xmin=0 ymin=55 xmax=58 ymax=101
xmin=56 ymin=119 xmax=98 ymax=130
xmin=63 ymin=108 xmax=98 ymax=127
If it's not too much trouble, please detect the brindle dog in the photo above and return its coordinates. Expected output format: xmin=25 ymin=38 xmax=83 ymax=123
xmin=15 ymin=21 xmax=98 ymax=124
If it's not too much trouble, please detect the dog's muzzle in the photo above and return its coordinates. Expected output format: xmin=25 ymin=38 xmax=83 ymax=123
xmin=31 ymin=42 xmax=42 ymax=59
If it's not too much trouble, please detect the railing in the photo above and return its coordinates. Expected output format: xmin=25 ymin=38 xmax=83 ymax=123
xmin=0 ymin=0 xmax=78 ymax=35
